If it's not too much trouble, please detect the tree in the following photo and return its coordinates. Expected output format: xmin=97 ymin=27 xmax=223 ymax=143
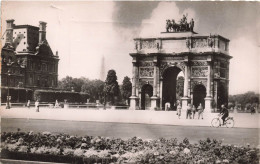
xmin=121 ymin=76 xmax=132 ymax=105
xmin=81 ymin=79 xmax=105 ymax=103
xmin=103 ymin=70 xmax=120 ymax=105
xmin=229 ymin=91 xmax=259 ymax=109
xmin=176 ymin=76 xmax=184 ymax=100
xmin=58 ymin=76 xmax=87 ymax=92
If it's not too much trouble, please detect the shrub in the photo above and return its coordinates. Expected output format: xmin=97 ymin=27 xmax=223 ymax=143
xmin=33 ymin=90 xmax=89 ymax=103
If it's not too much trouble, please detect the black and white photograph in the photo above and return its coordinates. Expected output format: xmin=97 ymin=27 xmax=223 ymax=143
xmin=0 ymin=1 xmax=259 ymax=164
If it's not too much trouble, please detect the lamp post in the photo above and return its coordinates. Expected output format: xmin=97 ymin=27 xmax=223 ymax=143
xmin=6 ymin=70 xmax=11 ymax=109
xmin=17 ymin=82 xmax=23 ymax=103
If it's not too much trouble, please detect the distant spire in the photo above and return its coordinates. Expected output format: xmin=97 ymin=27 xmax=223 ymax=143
xmin=100 ymin=55 xmax=105 ymax=81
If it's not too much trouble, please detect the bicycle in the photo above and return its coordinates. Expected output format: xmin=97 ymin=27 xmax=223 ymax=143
xmin=211 ymin=114 xmax=234 ymax=128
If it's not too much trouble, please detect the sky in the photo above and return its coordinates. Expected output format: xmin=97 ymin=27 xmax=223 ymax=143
xmin=1 ymin=1 xmax=259 ymax=95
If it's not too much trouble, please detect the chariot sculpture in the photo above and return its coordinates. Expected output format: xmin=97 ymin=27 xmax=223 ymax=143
xmin=166 ymin=14 xmax=194 ymax=32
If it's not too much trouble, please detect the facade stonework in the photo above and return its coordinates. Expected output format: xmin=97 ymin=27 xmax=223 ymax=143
xmin=1 ymin=20 xmax=59 ymax=102
xmin=129 ymin=31 xmax=231 ymax=112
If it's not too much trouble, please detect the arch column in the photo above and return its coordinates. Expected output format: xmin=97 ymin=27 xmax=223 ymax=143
xmin=150 ymin=56 xmax=159 ymax=110
xmin=204 ymin=60 xmax=213 ymax=113
xmin=129 ymin=60 xmax=139 ymax=110
xmin=181 ymin=61 xmax=191 ymax=111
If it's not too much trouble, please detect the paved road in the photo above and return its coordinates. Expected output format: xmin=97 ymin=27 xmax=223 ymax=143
xmin=1 ymin=118 xmax=259 ymax=147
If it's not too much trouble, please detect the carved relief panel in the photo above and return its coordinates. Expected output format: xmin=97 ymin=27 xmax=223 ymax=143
xmin=139 ymin=61 xmax=154 ymax=78
xmin=191 ymin=67 xmax=208 ymax=77
xmin=139 ymin=68 xmax=154 ymax=77
xmin=192 ymin=38 xmax=208 ymax=48
xmin=141 ymin=40 xmax=157 ymax=49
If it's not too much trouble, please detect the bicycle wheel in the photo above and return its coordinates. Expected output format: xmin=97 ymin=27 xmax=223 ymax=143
xmin=225 ymin=118 xmax=234 ymax=128
xmin=211 ymin=118 xmax=221 ymax=128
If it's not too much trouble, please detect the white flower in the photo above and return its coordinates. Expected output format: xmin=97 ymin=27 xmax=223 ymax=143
xmin=30 ymin=147 xmax=37 ymax=153
xmin=169 ymin=150 xmax=177 ymax=155
xmin=183 ymin=148 xmax=190 ymax=154
xmin=96 ymin=139 xmax=102 ymax=143
xmin=42 ymin=131 xmax=51 ymax=135
xmin=62 ymin=148 xmax=74 ymax=155
xmin=216 ymin=159 xmax=221 ymax=164
xmin=81 ymin=143 xmax=87 ymax=148
xmin=153 ymin=151 xmax=159 ymax=156
xmin=223 ymin=159 xmax=229 ymax=163
xmin=6 ymin=144 xmax=18 ymax=151
xmin=82 ymin=137 xmax=87 ymax=142
xmin=74 ymin=148 xmax=84 ymax=156
xmin=18 ymin=146 xmax=28 ymax=152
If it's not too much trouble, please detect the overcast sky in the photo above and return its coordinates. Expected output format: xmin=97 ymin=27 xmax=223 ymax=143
xmin=1 ymin=1 xmax=259 ymax=95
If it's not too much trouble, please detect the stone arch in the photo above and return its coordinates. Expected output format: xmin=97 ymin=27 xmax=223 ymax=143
xmin=141 ymin=84 xmax=153 ymax=110
xmin=160 ymin=62 xmax=185 ymax=78
xmin=162 ymin=66 xmax=183 ymax=110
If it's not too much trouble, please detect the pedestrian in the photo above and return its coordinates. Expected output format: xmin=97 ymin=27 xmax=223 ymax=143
xmin=186 ymin=103 xmax=192 ymax=119
xmin=27 ymin=100 xmax=31 ymax=109
xmin=197 ymin=103 xmax=204 ymax=119
xmin=55 ymin=99 xmax=59 ymax=108
xmin=177 ymin=104 xmax=182 ymax=119
xmin=35 ymin=100 xmax=39 ymax=112
xmin=192 ymin=105 xmax=196 ymax=119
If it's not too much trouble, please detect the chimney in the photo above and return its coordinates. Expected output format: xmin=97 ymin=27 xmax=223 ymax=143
xmin=39 ymin=21 xmax=47 ymax=43
xmin=5 ymin=19 xmax=15 ymax=44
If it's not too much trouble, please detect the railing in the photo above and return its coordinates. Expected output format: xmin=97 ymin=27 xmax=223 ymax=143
xmin=0 ymin=102 xmax=129 ymax=110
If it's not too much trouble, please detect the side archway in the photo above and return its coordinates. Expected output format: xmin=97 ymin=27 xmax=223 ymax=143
xmin=141 ymin=84 xmax=153 ymax=110
xmin=193 ymin=84 xmax=206 ymax=108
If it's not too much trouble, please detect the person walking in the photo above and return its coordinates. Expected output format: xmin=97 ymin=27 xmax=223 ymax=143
xmin=55 ymin=100 xmax=59 ymax=108
xmin=35 ymin=100 xmax=39 ymax=112
xmin=197 ymin=103 xmax=204 ymax=119
xmin=27 ymin=100 xmax=31 ymax=109
xmin=192 ymin=105 xmax=196 ymax=119
xmin=186 ymin=103 xmax=192 ymax=119
xmin=177 ymin=104 xmax=182 ymax=119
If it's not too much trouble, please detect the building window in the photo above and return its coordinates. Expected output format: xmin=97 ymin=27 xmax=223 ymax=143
xmin=38 ymin=64 xmax=41 ymax=71
xmin=42 ymin=64 xmax=47 ymax=72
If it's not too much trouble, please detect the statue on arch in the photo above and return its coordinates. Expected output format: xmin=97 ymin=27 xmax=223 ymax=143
xmin=190 ymin=18 xmax=194 ymax=32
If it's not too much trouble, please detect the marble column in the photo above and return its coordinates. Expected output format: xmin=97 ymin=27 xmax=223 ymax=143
xmin=181 ymin=62 xmax=190 ymax=111
xmin=129 ymin=62 xmax=139 ymax=110
xmin=151 ymin=60 xmax=159 ymax=110
xmin=204 ymin=61 xmax=213 ymax=112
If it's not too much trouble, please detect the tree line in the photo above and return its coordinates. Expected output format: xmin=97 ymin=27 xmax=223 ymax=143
xmin=58 ymin=70 xmax=132 ymax=105
xmin=228 ymin=91 xmax=259 ymax=110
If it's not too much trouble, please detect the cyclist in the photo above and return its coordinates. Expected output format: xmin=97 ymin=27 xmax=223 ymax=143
xmin=220 ymin=104 xmax=229 ymax=125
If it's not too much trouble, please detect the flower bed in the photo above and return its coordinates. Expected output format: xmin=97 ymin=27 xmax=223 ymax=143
xmin=1 ymin=131 xmax=259 ymax=164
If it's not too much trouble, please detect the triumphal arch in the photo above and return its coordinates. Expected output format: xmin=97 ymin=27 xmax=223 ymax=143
xmin=129 ymin=17 xmax=232 ymax=112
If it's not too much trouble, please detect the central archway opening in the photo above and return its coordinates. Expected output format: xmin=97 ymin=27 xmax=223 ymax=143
xmin=162 ymin=66 xmax=183 ymax=110
xmin=141 ymin=84 xmax=153 ymax=110
xmin=193 ymin=84 xmax=206 ymax=108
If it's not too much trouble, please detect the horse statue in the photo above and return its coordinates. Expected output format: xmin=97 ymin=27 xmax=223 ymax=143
xmin=166 ymin=15 xmax=194 ymax=32
xmin=166 ymin=19 xmax=173 ymax=32
xmin=171 ymin=19 xmax=180 ymax=32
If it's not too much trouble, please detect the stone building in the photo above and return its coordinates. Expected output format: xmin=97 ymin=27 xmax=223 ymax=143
xmin=129 ymin=30 xmax=232 ymax=112
xmin=1 ymin=19 xmax=59 ymax=101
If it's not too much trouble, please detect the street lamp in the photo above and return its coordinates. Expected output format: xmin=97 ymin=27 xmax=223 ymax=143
xmin=6 ymin=70 xmax=11 ymax=109
xmin=17 ymin=82 xmax=23 ymax=103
